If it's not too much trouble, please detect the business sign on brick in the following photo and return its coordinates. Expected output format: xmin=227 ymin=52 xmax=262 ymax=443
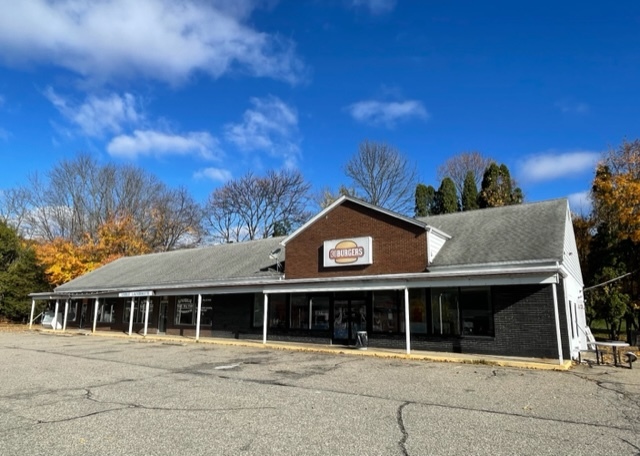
xmin=323 ymin=236 xmax=373 ymax=267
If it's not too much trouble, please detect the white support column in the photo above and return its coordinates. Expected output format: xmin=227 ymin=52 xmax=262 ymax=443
xmin=552 ymin=282 xmax=564 ymax=365
xmin=63 ymin=299 xmax=69 ymax=331
xmin=262 ymin=293 xmax=269 ymax=344
xmin=195 ymin=294 xmax=202 ymax=341
xmin=53 ymin=300 xmax=59 ymax=331
xmin=404 ymin=288 xmax=411 ymax=355
xmin=92 ymin=298 xmax=99 ymax=333
xmin=29 ymin=298 xmax=36 ymax=329
xmin=128 ymin=297 xmax=135 ymax=336
xmin=143 ymin=296 xmax=150 ymax=336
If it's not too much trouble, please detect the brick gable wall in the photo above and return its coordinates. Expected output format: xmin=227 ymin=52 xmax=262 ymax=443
xmin=285 ymin=200 xmax=427 ymax=279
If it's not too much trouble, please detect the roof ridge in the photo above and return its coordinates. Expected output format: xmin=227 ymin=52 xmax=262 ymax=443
xmin=417 ymin=198 xmax=567 ymax=222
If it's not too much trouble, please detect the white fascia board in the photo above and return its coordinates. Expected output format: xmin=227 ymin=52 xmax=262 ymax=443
xmin=264 ymin=273 xmax=558 ymax=294
xmin=428 ymin=259 xmax=560 ymax=274
xmin=54 ymin=276 xmax=285 ymax=298
xmin=426 ymin=225 xmax=452 ymax=240
xmin=29 ymin=292 xmax=67 ymax=300
xmin=264 ymin=266 xmax=560 ymax=294
xmin=559 ymin=264 xmax=585 ymax=287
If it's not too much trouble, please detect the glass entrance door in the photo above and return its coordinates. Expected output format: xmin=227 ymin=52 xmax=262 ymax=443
xmin=79 ymin=303 xmax=87 ymax=328
xmin=158 ymin=300 xmax=167 ymax=333
xmin=332 ymin=298 xmax=367 ymax=345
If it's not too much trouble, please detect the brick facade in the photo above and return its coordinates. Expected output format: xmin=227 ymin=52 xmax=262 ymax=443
xmin=285 ymin=200 xmax=427 ymax=279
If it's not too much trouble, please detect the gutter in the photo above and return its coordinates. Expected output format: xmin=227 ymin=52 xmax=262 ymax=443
xmin=35 ymin=262 xmax=562 ymax=299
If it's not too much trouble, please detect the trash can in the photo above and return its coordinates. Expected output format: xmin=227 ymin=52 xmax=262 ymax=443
xmin=356 ymin=331 xmax=368 ymax=350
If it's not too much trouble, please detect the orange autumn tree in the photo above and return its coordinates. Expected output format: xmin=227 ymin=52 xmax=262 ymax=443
xmin=589 ymin=139 xmax=640 ymax=339
xmin=592 ymin=139 xmax=640 ymax=243
xmin=34 ymin=238 xmax=92 ymax=287
xmin=35 ymin=214 xmax=150 ymax=287
xmin=93 ymin=214 xmax=151 ymax=264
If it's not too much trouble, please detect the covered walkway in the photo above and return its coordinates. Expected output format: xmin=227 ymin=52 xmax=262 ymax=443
xmin=30 ymin=326 xmax=573 ymax=371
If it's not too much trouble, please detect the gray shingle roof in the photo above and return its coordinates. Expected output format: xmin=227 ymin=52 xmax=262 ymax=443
xmin=419 ymin=199 xmax=568 ymax=268
xmin=54 ymin=199 xmax=569 ymax=294
xmin=55 ymin=236 xmax=286 ymax=293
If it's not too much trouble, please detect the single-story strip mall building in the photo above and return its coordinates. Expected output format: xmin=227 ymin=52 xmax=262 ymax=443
xmin=30 ymin=196 xmax=588 ymax=364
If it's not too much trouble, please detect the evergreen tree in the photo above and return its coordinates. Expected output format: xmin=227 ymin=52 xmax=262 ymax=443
xmin=414 ymin=184 xmax=436 ymax=217
xmin=0 ymin=221 xmax=49 ymax=321
xmin=478 ymin=163 xmax=523 ymax=208
xmin=461 ymin=171 xmax=479 ymax=211
xmin=415 ymin=184 xmax=428 ymax=217
xmin=434 ymin=178 xmax=459 ymax=214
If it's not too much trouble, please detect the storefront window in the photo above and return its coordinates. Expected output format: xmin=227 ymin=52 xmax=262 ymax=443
xmin=459 ymin=288 xmax=493 ymax=336
xmin=97 ymin=299 xmax=115 ymax=323
xmin=123 ymin=298 xmax=154 ymax=324
xmin=373 ymin=291 xmax=398 ymax=333
xmin=310 ymin=297 xmax=329 ymax=330
xmin=123 ymin=300 xmax=134 ymax=323
xmin=429 ymin=288 xmax=493 ymax=337
xmin=253 ymin=294 xmax=264 ymax=328
xmin=175 ymin=297 xmax=194 ymax=325
xmin=431 ymin=288 xmax=460 ymax=336
xmin=66 ymin=301 xmax=79 ymax=322
xmin=268 ymin=294 xmax=287 ymax=329
xmin=290 ymin=294 xmax=309 ymax=329
xmin=409 ymin=288 xmax=427 ymax=334
xmin=200 ymin=296 xmax=213 ymax=326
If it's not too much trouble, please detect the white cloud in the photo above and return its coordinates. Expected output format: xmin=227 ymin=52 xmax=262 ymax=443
xmin=518 ymin=150 xmax=600 ymax=183
xmin=0 ymin=0 xmax=305 ymax=85
xmin=352 ymin=0 xmax=397 ymax=14
xmin=44 ymin=87 xmax=141 ymax=137
xmin=347 ymin=100 xmax=428 ymax=128
xmin=568 ymin=191 xmax=592 ymax=216
xmin=107 ymin=130 xmax=219 ymax=160
xmin=224 ymin=96 xmax=300 ymax=167
xmin=194 ymin=167 xmax=232 ymax=182
xmin=555 ymin=100 xmax=590 ymax=115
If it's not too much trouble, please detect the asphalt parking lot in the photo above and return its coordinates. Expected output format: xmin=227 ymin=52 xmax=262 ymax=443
xmin=1 ymin=332 xmax=639 ymax=456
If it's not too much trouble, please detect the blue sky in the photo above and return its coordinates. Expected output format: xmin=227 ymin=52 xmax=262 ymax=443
xmin=1 ymin=0 xmax=639 ymax=216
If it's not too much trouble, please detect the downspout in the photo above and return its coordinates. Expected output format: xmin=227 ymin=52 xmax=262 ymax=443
xmin=552 ymin=262 xmax=563 ymax=365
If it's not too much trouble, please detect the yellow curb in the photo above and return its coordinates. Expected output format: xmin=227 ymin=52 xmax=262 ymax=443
xmin=31 ymin=328 xmax=572 ymax=371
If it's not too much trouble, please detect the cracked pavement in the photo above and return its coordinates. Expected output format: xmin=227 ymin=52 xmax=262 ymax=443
xmin=0 ymin=332 xmax=639 ymax=455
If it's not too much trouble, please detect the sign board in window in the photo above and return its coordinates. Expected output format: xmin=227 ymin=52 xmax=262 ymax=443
xmin=323 ymin=236 xmax=373 ymax=268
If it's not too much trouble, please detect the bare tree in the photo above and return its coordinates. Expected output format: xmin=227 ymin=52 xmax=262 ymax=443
xmin=437 ymin=151 xmax=493 ymax=197
xmin=0 ymin=187 xmax=31 ymax=234
xmin=6 ymin=153 xmax=201 ymax=251
xmin=145 ymin=187 xmax=203 ymax=251
xmin=314 ymin=185 xmax=357 ymax=210
xmin=204 ymin=186 xmax=244 ymax=244
xmin=203 ymin=169 xmax=311 ymax=243
xmin=344 ymin=140 xmax=418 ymax=214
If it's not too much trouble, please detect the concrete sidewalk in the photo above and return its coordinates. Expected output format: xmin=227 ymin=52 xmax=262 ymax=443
xmin=31 ymin=327 xmax=573 ymax=371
